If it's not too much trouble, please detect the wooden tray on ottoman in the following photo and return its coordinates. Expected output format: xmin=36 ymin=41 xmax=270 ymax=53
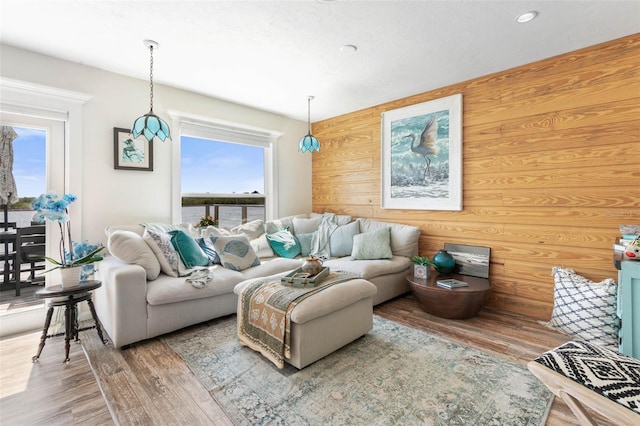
xmin=281 ymin=267 xmax=330 ymax=288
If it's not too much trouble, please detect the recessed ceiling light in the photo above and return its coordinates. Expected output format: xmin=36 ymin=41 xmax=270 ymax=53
xmin=340 ymin=44 xmax=357 ymax=53
xmin=516 ymin=11 xmax=538 ymax=23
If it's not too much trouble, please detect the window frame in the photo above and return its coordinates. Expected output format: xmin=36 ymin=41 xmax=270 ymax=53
xmin=168 ymin=111 xmax=282 ymax=224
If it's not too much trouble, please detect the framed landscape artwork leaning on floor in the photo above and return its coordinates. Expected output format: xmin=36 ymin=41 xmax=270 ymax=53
xmin=444 ymin=243 xmax=491 ymax=278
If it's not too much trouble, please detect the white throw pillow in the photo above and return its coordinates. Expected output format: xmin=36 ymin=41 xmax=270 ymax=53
xmin=201 ymin=225 xmax=232 ymax=239
xmin=107 ymin=230 xmax=161 ymax=280
xmin=250 ymin=233 xmax=275 ymax=258
xmin=549 ymin=267 xmax=619 ymax=349
xmin=230 ymin=220 xmax=265 ymax=240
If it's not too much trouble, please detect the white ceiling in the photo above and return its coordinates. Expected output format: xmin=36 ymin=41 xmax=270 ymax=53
xmin=1 ymin=1 xmax=639 ymax=122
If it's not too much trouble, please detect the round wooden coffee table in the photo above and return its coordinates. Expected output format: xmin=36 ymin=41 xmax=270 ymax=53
xmin=405 ymin=273 xmax=491 ymax=319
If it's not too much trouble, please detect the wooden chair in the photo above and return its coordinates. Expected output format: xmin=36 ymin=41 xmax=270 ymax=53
xmin=13 ymin=224 xmax=46 ymax=296
xmin=0 ymin=222 xmax=17 ymax=288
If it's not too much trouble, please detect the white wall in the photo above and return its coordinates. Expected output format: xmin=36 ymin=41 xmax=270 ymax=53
xmin=0 ymin=44 xmax=312 ymax=247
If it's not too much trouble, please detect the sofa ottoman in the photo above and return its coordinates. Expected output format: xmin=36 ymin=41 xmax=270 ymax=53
xmin=234 ymin=277 xmax=377 ymax=369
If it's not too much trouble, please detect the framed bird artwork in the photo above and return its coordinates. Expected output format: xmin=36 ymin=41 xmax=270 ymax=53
xmin=381 ymin=93 xmax=462 ymax=211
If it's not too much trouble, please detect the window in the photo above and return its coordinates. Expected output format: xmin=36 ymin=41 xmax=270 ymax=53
xmin=169 ymin=112 xmax=282 ymax=226
xmin=181 ymin=136 xmax=266 ymax=228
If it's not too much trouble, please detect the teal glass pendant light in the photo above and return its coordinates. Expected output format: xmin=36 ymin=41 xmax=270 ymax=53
xmin=131 ymin=40 xmax=171 ymax=142
xmin=299 ymin=96 xmax=320 ymax=152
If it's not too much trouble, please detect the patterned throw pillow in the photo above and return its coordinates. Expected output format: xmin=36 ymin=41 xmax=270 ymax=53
xmin=550 ymin=267 xmax=619 ymax=349
xmin=196 ymin=237 xmax=221 ymax=265
xmin=210 ymin=235 xmax=261 ymax=271
xmin=143 ymin=228 xmax=180 ymax=277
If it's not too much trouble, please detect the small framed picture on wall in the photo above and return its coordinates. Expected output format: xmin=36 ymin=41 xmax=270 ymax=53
xmin=113 ymin=127 xmax=153 ymax=171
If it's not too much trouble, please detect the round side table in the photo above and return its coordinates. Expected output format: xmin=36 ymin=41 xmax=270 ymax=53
xmin=32 ymin=280 xmax=107 ymax=363
xmin=405 ymin=273 xmax=491 ymax=319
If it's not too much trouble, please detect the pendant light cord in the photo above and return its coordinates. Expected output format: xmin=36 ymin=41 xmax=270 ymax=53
xmin=307 ymin=95 xmax=314 ymax=134
xmin=149 ymin=45 xmax=154 ymax=113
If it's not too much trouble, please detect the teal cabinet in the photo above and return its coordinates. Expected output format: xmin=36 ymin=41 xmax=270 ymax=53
xmin=618 ymin=260 xmax=640 ymax=359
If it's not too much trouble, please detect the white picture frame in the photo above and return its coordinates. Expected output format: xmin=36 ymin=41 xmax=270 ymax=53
xmin=381 ymin=94 xmax=462 ymax=211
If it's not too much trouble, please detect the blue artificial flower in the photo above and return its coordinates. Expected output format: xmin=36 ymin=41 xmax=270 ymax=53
xmin=30 ymin=192 xmax=103 ymax=270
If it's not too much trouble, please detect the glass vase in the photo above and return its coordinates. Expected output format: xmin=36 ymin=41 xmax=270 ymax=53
xmin=433 ymin=249 xmax=456 ymax=275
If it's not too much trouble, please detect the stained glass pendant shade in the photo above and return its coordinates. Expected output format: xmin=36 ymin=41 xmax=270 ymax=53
xmin=299 ymin=96 xmax=320 ymax=152
xmin=131 ymin=40 xmax=171 ymax=142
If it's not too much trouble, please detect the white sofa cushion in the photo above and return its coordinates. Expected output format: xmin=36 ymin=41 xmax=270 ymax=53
xmin=107 ymin=230 xmax=161 ymax=280
xmin=292 ymin=216 xmax=322 ymax=234
xmin=289 ymin=279 xmax=376 ymax=324
xmin=240 ymin=257 xmax=302 ymax=280
xmin=324 ymin=255 xmax=410 ymax=280
xmin=147 ymin=266 xmax=245 ymax=305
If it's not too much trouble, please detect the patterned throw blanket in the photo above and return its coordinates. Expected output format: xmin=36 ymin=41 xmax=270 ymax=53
xmin=238 ymin=271 xmax=356 ymax=369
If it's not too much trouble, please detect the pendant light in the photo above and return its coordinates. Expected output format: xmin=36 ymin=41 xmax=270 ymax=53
xmin=298 ymin=96 xmax=320 ymax=153
xmin=131 ymin=40 xmax=171 ymax=142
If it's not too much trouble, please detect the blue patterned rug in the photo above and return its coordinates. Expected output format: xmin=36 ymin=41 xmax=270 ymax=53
xmin=165 ymin=315 xmax=553 ymax=425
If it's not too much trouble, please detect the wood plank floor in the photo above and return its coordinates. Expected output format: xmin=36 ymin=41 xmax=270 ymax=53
xmin=0 ymin=294 xmax=617 ymax=425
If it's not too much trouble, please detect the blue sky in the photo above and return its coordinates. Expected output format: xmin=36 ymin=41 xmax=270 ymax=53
xmin=8 ymin=129 xmax=264 ymax=198
xmin=11 ymin=127 xmax=46 ymax=198
xmin=181 ymin=136 xmax=264 ymax=194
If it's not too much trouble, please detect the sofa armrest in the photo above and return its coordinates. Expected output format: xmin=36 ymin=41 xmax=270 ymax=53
xmin=93 ymin=255 xmax=149 ymax=348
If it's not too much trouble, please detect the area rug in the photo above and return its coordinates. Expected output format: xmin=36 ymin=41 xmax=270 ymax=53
xmin=164 ymin=315 xmax=553 ymax=425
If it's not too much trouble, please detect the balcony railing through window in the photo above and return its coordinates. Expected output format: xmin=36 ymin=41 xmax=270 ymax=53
xmin=182 ymin=193 xmax=266 ymax=229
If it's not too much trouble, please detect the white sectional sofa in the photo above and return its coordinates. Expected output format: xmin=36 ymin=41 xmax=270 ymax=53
xmin=93 ymin=214 xmax=420 ymax=348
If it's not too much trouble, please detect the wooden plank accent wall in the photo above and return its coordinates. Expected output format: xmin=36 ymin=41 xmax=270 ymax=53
xmin=311 ymin=34 xmax=640 ymax=320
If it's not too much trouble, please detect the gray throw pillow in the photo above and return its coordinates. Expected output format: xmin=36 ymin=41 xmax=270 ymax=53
xmin=351 ymin=227 xmax=393 ymax=260
xmin=296 ymin=232 xmax=316 ymax=257
xmin=329 ymin=220 xmax=360 ymax=257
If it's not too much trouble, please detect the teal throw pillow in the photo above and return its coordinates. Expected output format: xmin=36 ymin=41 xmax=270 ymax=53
xmin=168 ymin=230 xmax=209 ymax=268
xmin=266 ymin=229 xmax=301 ymax=258
xmin=351 ymin=227 xmax=393 ymax=260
